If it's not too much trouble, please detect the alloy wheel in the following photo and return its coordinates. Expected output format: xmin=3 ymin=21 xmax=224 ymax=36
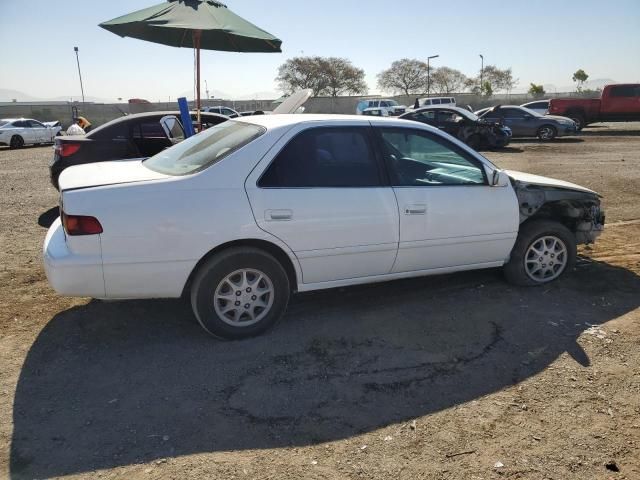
xmin=213 ymin=268 xmax=274 ymax=327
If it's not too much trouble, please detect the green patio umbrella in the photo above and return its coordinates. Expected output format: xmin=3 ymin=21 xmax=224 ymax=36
xmin=100 ymin=0 xmax=282 ymax=123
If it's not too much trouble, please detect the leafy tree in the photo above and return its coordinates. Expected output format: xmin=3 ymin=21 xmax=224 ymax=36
xmin=430 ymin=67 xmax=468 ymax=94
xmin=276 ymin=57 xmax=327 ymax=96
xmin=377 ymin=58 xmax=429 ymax=96
xmin=276 ymin=56 xmax=367 ymax=97
xmin=528 ymin=83 xmax=546 ymax=98
xmin=482 ymin=65 xmax=518 ymax=93
xmin=572 ymin=69 xmax=589 ymax=92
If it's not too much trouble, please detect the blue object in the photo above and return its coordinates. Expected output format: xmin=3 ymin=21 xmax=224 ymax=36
xmin=177 ymin=97 xmax=195 ymax=138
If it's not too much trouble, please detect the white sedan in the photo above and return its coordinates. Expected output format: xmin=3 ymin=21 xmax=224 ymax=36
xmin=0 ymin=118 xmax=61 ymax=148
xmin=44 ymin=115 xmax=605 ymax=339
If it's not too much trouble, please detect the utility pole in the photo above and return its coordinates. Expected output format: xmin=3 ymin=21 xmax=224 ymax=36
xmin=479 ymin=54 xmax=484 ymax=94
xmin=205 ymin=80 xmax=210 ymax=102
xmin=74 ymin=47 xmax=85 ymax=103
xmin=427 ymin=55 xmax=439 ymax=97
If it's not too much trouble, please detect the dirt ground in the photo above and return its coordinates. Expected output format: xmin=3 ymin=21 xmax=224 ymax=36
xmin=1 ymin=123 xmax=639 ymax=480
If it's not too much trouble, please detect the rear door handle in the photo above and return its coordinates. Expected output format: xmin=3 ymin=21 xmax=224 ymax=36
xmin=266 ymin=209 xmax=293 ymax=221
xmin=405 ymin=204 xmax=427 ymax=215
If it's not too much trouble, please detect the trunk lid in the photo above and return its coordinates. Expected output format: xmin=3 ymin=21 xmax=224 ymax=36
xmin=58 ymin=159 xmax=169 ymax=191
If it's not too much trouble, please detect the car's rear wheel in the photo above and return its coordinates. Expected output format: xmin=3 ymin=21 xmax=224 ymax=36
xmin=537 ymin=125 xmax=557 ymax=140
xmin=190 ymin=247 xmax=290 ymax=340
xmin=504 ymin=220 xmax=576 ymax=286
xmin=567 ymin=112 xmax=585 ymax=131
xmin=9 ymin=135 xmax=24 ymax=149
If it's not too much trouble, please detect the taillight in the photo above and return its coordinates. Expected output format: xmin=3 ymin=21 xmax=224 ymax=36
xmin=55 ymin=142 xmax=81 ymax=157
xmin=62 ymin=212 xmax=103 ymax=236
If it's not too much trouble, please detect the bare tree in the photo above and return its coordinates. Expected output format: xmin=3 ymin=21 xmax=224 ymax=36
xmin=430 ymin=67 xmax=468 ymax=94
xmin=276 ymin=56 xmax=367 ymax=97
xmin=377 ymin=58 xmax=429 ymax=96
xmin=321 ymin=57 xmax=368 ymax=97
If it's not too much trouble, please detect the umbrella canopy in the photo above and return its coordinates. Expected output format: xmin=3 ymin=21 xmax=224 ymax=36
xmin=100 ymin=0 xmax=282 ymax=123
xmin=99 ymin=0 xmax=282 ymax=52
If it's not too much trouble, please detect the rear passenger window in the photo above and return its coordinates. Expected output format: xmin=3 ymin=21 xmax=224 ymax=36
xmin=259 ymin=127 xmax=382 ymax=188
xmin=133 ymin=122 xmax=167 ymax=139
xmin=610 ymin=86 xmax=639 ymax=97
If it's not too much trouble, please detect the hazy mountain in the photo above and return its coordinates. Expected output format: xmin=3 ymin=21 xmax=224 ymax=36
xmin=0 ymin=88 xmax=110 ymax=103
xmin=544 ymin=78 xmax=618 ymax=94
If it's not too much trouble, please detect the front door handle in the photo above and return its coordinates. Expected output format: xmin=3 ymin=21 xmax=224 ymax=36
xmin=405 ymin=204 xmax=427 ymax=215
xmin=266 ymin=209 xmax=293 ymax=221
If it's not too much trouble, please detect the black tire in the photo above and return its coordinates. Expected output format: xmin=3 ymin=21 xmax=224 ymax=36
xmin=9 ymin=135 xmax=24 ymax=149
xmin=567 ymin=112 xmax=585 ymax=131
xmin=537 ymin=125 xmax=557 ymax=140
xmin=190 ymin=247 xmax=290 ymax=340
xmin=466 ymin=134 xmax=482 ymax=150
xmin=504 ymin=220 xmax=577 ymax=287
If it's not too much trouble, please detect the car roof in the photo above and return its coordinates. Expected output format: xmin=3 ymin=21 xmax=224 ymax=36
xmin=86 ymin=110 xmax=227 ymax=136
xmin=1 ymin=118 xmax=30 ymax=122
xmin=411 ymin=105 xmax=468 ymax=113
xmin=234 ymin=114 xmax=454 ymax=133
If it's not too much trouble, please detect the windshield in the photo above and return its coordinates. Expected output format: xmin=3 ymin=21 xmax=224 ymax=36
xmin=0 ymin=121 xmax=11 ymax=128
xmin=387 ymin=100 xmax=399 ymax=106
xmin=143 ymin=120 xmax=265 ymax=176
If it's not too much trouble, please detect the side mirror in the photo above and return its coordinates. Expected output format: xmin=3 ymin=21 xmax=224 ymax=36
xmin=491 ymin=169 xmax=510 ymax=187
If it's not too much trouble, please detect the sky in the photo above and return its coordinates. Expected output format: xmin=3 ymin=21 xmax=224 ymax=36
xmin=1 ymin=0 xmax=639 ymax=102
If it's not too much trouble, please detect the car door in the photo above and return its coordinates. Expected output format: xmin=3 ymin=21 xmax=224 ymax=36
xmin=501 ymin=108 xmax=533 ymax=136
xmin=14 ymin=121 xmax=34 ymax=143
xmin=245 ymin=123 xmax=399 ymax=285
xmin=28 ymin=120 xmax=49 ymax=142
xmin=373 ymin=125 xmax=518 ymax=273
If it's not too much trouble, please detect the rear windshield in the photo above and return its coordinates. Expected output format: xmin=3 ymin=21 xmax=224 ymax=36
xmin=143 ymin=120 xmax=265 ymax=176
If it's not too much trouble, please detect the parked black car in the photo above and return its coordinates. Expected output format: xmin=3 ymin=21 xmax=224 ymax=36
xmin=476 ymin=105 xmax=577 ymax=140
xmin=50 ymin=111 xmax=227 ymax=189
xmin=400 ymin=106 xmax=512 ymax=150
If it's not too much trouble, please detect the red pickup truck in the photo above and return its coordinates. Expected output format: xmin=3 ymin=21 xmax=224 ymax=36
xmin=548 ymin=84 xmax=640 ymax=130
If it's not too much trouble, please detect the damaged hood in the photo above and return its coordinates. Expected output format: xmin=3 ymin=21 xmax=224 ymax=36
xmin=505 ymin=170 xmax=600 ymax=196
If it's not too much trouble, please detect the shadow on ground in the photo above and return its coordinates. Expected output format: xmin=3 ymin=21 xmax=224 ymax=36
xmin=37 ymin=208 xmax=58 ymax=228
xmin=10 ymin=259 xmax=640 ymax=478
xmin=509 ymin=137 xmax=584 ymax=144
xmin=580 ymin=128 xmax=640 ymax=137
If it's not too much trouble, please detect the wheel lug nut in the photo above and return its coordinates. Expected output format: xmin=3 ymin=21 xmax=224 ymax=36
xmin=236 ymin=291 xmax=241 ymax=296
xmin=246 ymin=287 xmax=252 ymax=293
xmin=244 ymin=304 xmax=250 ymax=309
xmin=251 ymin=295 xmax=257 ymax=301
xmin=235 ymin=301 xmax=241 ymax=306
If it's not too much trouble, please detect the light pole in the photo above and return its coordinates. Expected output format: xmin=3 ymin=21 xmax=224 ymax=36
xmin=479 ymin=54 xmax=484 ymax=94
xmin=427 ymin=54 xmax=439 ymax=97
xmin=74 ymin=47 xmax=85 ymax=103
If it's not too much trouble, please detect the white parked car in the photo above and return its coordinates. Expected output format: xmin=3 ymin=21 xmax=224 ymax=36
xmin=0 ymin=118 xmax=61 ymax=148
xmin=356 ymin=99 xmax=406 ymax=116
xmin=44 ymin=115 xmax=605 ymax=339
xmin=520 ymin=100 xmax=550 ymax=115
xmin=416 ymin=97 xmax=456 ymax=108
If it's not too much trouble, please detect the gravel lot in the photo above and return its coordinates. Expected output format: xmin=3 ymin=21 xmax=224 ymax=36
xmin=1 ymin=123 xmax=639 ymax=479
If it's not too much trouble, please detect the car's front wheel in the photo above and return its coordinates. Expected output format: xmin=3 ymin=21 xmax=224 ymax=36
xmin=537 ymin=125 xmax=557 ymax=140
xmin=504 ymin=220 xmax=576 ymax=286
xmin=190 ymin=247 xmax=290 ymax=339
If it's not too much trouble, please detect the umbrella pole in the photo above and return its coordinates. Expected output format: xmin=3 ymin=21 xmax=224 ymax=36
xmin=195 ymin=30 xmax=202 ymax=131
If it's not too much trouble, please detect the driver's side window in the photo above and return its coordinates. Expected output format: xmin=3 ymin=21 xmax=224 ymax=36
xmin=378 ymin=128 xmax=486 ymax=187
